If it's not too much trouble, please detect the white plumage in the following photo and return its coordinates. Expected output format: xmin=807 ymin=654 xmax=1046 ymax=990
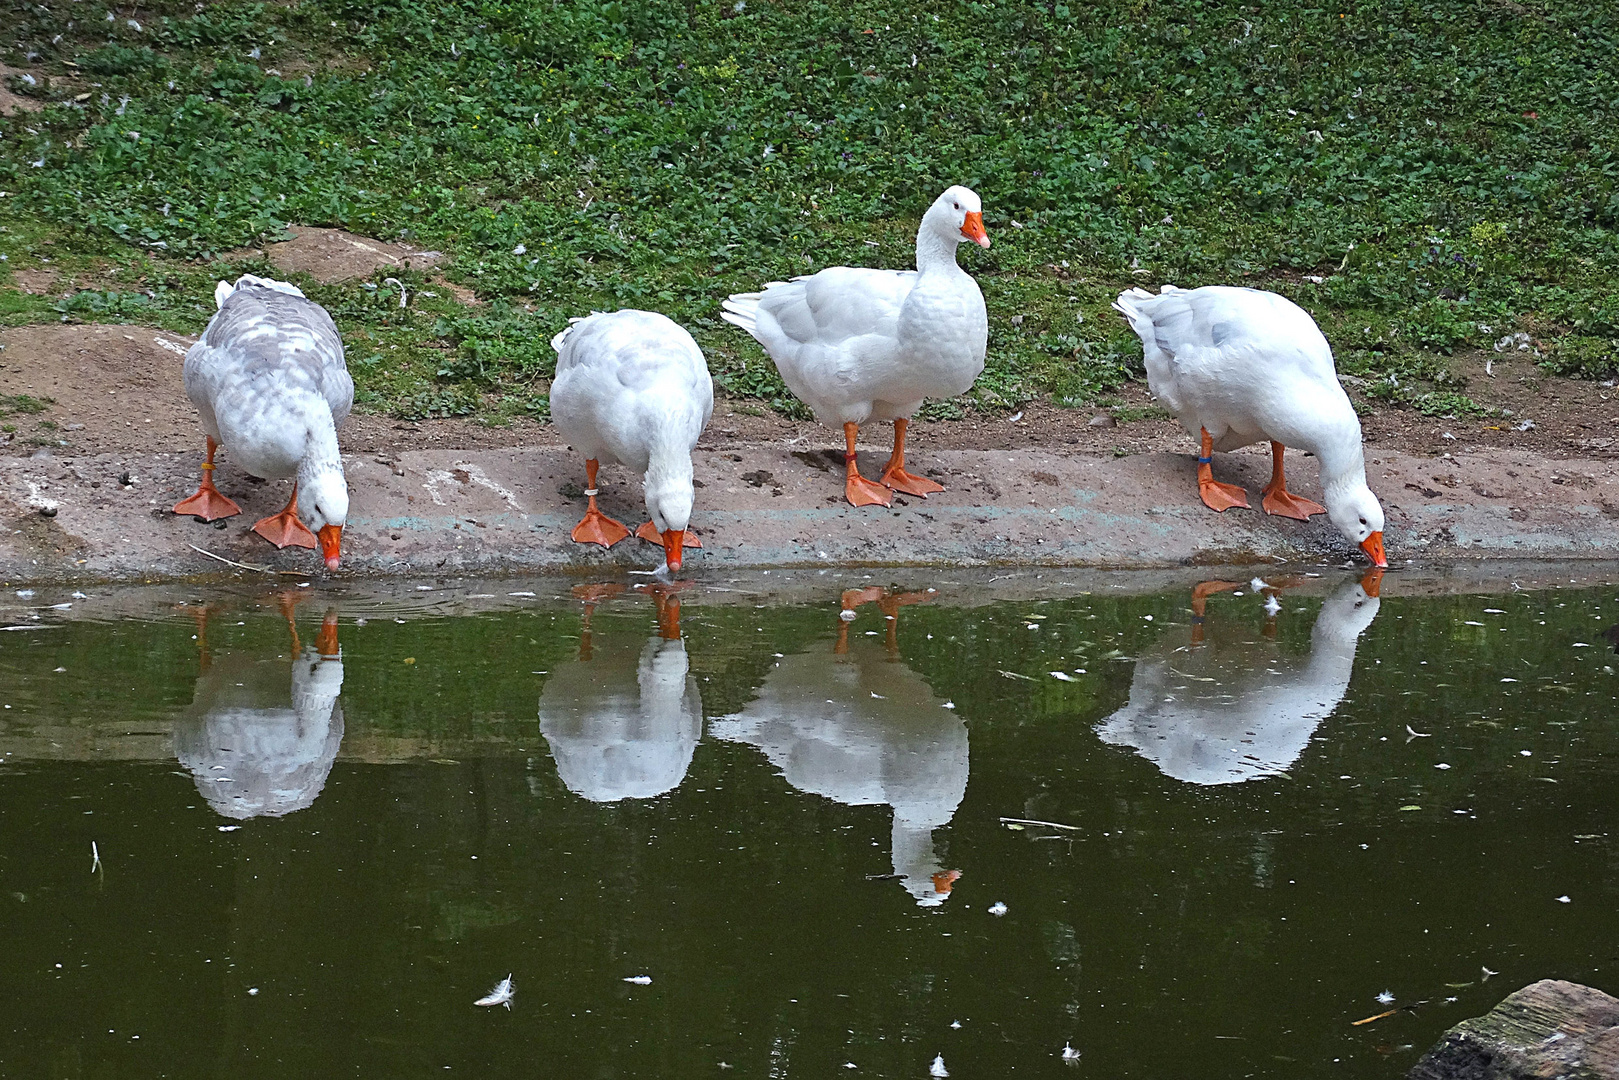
xmin=708 ymin=591 xmax=967 ymax=907
xmin=537 ymin=590 xmax=702 ymax=803
xmin=175 ymin=274 xmax=352 ymax=569
xmin=1113 ymin=285 xmax=1387 ymax=565
xmin=174 ymin=611 xmax=344 ymax=819
xmin=1096 ymin=575 xmax=1382 ymax=785
xmin=550 ymin=309 xmax=713 ymax=571
xmin=722 ymin=186 xmax=990 ymax=506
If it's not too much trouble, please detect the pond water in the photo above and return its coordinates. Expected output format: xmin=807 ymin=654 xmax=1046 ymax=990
xmin=1 ymin=568 xmax=1617 ymax=1079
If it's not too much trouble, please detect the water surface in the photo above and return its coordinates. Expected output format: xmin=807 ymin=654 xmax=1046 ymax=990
xmin=2 ymin=569 xmax=1616 ymax=1078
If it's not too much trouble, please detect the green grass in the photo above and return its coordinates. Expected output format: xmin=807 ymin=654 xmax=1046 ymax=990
xmin=3 ymin=0 xmax=1618 ymax=424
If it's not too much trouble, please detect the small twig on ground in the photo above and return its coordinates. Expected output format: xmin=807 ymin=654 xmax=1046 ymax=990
xmin=1000 ymin=817 xmax=1082 ymax=831
xmin=187 ymin=544 xmax=308 ymax=577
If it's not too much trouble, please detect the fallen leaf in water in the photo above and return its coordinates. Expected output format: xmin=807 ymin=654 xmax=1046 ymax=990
xmin=1352 ymin=1008 xmax=1399 ymax=1026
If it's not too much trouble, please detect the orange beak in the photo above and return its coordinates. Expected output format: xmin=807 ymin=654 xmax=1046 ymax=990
xmin=932 ymin=869 xmax=962 ymax=896
xmin=1359 ymin=530 xmax=1387 ymax=568
xmin=1360 ymin=568 xmax=1385 ymax=598
xmin=318 ymin=523 xmax=343 ymax=570
xmin=960 ymin=210 xmax=990 ymax=248
xmin=316 ymin=611 xmax=340 ymax=657
xmin=662 ymin=528 xmax=684 ymax=573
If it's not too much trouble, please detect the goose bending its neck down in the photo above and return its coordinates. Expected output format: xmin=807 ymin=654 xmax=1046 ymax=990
xmin=173 ymin=275 xmax=352 ymax=569
xmin=1113 ymin=285 xmax=1386 ymax=567
xmin=721 ymin=186 xmax=990 ymax=507
xmin=550 ymin=310 xmax=714 ymax=573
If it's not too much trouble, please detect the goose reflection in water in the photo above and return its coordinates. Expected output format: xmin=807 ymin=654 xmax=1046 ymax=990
xmin=1097 ymin=571 xmax=1383 ymax=785
xmin=173 ymin=593 xmax=345 ymax=819
xmin=537 ymin=583 xmax=702 ymax=803
xmin=710 ymin=587 xmax=967 ymax=907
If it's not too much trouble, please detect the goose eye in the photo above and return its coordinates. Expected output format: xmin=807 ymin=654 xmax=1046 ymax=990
xmin=952 ymin=202 xmax=960 ymax=210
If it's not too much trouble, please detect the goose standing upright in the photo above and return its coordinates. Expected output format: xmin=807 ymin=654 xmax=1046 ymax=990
xmin=709 ymin=588 xmax=967 ymax=907
xmin=1112 ymin=285 xmax=1387 ymax=566
xmin=722 ymin=186 xmax=990 ymax=507
xmin=173 ymin=274 xmax=352 ymax=570
xmin=550 ymin=310 xmax=713 ymax=572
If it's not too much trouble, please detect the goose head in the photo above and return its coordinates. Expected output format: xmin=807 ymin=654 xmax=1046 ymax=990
xmin=1326 ymin=482 xmax=1387 ymax=568
xmin=299 ymin=467 xmax=349 ymax=570
xmin=644 ymin=472 xmax=694 ymax=573
xmin=927 ymin=185 xmax=990 ymax=249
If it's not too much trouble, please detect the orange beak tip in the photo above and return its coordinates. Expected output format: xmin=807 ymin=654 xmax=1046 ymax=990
xmin=317 ymin=524 xmax=343 ymax=570
xmin=1359 ymin=531 xmax=1387 ymax=568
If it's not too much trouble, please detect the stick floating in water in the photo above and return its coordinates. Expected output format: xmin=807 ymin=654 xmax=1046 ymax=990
xmin=474 ymin=974 xmax=515 ymax=1009
xmin=90 ymin=841 xmax=102 ymax=874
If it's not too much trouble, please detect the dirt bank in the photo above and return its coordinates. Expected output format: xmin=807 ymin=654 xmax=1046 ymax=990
xmin=2 ymin=322 xmax=1618 ymax=585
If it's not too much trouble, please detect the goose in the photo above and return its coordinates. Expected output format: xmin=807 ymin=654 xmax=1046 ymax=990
xmin=721 ymin=186 xmax=990 ymax=507
xmin=709 ymin=588 xmax=967 ymax=907
xmin=1095 ymin=572 xmax=1382 ymax=785
xmin=1112 ymin=285 xmax=1387 ymax=567
xmin=173 ymin=274 xmax=352 ymax=570
xmin=550 ymin=310 xmax=714 ymax=572
xmin=174 ymin=601 xmax=344 ymax=819
xmin=537 ymin=584 xmax=702 ymax=802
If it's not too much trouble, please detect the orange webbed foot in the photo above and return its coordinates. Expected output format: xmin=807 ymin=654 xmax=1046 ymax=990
xmin=173 ymin=484 xmax=241 ymax=522
xmin=571 ymin=507 xmax=630 ymax=548
xmin=1261 ymin=487 xmax=1327 ymax=521
xmin=846 ymin=473 xmax=893 ymax=507
xmin=880 ymin=466 xmax=944 ymax=498
xmin=1198 ymin=478 xmax=1250 ymax=513
xmin=634 ymin=521 xmax=702 ymax=548
xmin=252 ymin=508 xmax=318 ymax=550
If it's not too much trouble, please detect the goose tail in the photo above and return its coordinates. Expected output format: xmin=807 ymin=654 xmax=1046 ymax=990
xmin=1111 ymin=287 xmax=1160 ymax=342
xmin=550 ymin=315 xmax=592 ymax=355
xmin=215 ymin=274 xmax=307 ymax=308
xmin=719 ymin=292 xmax=763 ymax=335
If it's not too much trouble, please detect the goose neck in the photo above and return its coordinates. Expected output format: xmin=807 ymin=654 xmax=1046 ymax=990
xmin=296 ymin=405 xmax=341 ymax=482
xmin=914 ymin=222 xmax=962 ymax=274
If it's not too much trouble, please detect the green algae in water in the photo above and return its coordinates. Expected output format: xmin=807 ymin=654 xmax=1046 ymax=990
xmin=0 ymin=574 xmax=1616 ymax=1078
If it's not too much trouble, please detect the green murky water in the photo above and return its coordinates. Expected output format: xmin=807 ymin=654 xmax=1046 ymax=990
xmin=1 ymin=570 xmax=1616 ymax=1079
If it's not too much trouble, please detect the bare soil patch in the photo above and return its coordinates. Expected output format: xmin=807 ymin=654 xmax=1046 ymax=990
xmin=0 ymin=323 xmax=552 ymax=459
xmin=3 ymin=324 xmax=1614 ymax=468
xmin=251 ymin=226 xmax=448 ymax=284
xmin=0 ymin=64 xmax=46 ymax=117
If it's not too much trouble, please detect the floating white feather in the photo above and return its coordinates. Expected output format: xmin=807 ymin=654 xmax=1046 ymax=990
xmin=474 ymin=974 xmax=515 ymax=1009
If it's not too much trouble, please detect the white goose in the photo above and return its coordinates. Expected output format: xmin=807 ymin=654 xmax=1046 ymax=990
xmin=708 ymin=588 xmax=968 ymax=907
xmin=173 ymin=274 xmax=352 ymax=570
xmin=721 ymin=186 xmax=990 ymax=507
xmin=550 ymin=310 xmax=714 ymax=572
xmin=175 ymin=606 xmax=345 ymax=819
xmin=537 ymin=585 xmax=702 ymax=803
xmin=1096 ymin=573 xmax=1382 ymax=785
xmin=1113 ymin=285 xmax=1387 ymax=566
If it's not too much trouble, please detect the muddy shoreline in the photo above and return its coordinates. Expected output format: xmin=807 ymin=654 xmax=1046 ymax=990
xmin=3 ymin=436 xmax=1617 ymax=586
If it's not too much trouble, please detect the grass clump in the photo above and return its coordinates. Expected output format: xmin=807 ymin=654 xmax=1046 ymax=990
xmin=0 ymin=0 xmax=1616 ymax=422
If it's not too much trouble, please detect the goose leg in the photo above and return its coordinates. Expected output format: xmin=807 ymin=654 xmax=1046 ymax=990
xmin=1196 ymin=427 xmax=1250 ymax=512
xmin=1260 ymin=442 xmax=1327 ymax=520
xmin=173 ymin=436 xmax=242 ymax=521
xmin=843 ymin=422 xmax=893 ymax=507
xmin=879 ymin=419 xmax=945 ymax=497
xmin=570 ymin=459 xmax=630 ymax=547
xmin=1189 ymin=579 xmax=1244 ymax=645
xmin=252 ymin=483 xmax=318 ymax=550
